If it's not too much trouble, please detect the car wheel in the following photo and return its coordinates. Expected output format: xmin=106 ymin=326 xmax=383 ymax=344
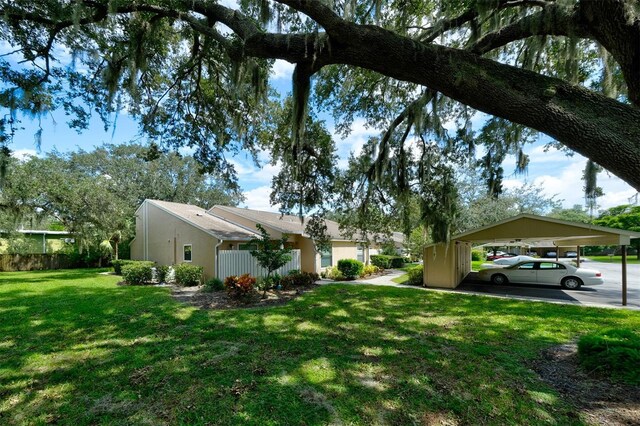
xmin=491 ymin=274 xmax=508 ymax=285
xmin=561 ymin=277 xmax=582 ymax=290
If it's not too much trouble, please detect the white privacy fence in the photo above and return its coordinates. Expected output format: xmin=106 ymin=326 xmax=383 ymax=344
xmin=217 ymin=249 xmax=301 ymax=279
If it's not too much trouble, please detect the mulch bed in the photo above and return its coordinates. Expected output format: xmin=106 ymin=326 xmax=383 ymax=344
xmin=170 ymin=284 xmax=320 ymax=310
xmin=532 ymin=343 xmax=640 ymax=425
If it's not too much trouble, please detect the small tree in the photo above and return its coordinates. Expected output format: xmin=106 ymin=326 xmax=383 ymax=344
xmin=249 ymin=224 xmax=292 ymax=297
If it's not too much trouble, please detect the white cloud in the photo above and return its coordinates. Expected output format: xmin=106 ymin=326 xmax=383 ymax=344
xmin=526 ymin=144 xmax=576 ymax=163
xmin=271 ymin=60 xmax=295 ymax=81
xmin=241 ymin=186 xmax=281 ymax=212
xmin=502 ymin=153 xmax=637 ymax=211
xmin=229 ymin=155 xmax=281 ymax=186
xmin=332 ymin=118 xmax=378 ymax=167
xmin=11 ymin=149 xmax=38 ymax=161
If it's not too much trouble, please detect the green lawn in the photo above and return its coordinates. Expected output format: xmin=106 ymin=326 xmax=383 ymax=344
xmin=472 ymin=260 xmax=485 ymax=271
xmin=587 ymin=255 xmax=640 ymax=264
xmin=2 ymin=269 xmax=640 ymax=424
xmin=390 ymin=263 xmax=420 ymax=284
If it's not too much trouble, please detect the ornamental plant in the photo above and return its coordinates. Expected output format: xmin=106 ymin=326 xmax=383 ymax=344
xmin=174 ymin=263 xmax=203 ymax=286
xmin=122 ymin=262 xmax=154 ymax=285
xmin=407 ymin=265 xmax=424 ymax=286
xmin=224 ymin=274 xmax=257 ymax=300
xmin=337 ymin=259 xmax=364 ymax=280
xmin=155 ymin=264 xmax=171 ymax=283
xmin=249 ymin=224 xmax=292 ymax=297
xmin=280 ymin=272 xmax=319 ymax=289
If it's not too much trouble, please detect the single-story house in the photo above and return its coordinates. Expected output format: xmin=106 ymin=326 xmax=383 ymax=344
xmin=0 ymin=229 xmax=74 ymax=254
xmin=131 ymin=199 xmax=402 ymax=279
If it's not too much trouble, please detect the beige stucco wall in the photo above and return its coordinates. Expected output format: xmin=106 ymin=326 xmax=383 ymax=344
xmin=297 ymin=235 xmax=319 ymax=273
xmin=331 ymin=241 xmax=358 ymax=266
xmin=424 ymin=242 xmax=472 ymax=289
xmin=131 ymin=202 xmax=219 ymax=280
xmin=130 ymin=236 xmax=142 ymax=260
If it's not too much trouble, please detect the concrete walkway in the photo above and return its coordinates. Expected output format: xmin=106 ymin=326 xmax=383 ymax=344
xmin=319 ymin=268 xmax=640 ymax=310
xmin=319 ymin=269 xmax=411 ymax=287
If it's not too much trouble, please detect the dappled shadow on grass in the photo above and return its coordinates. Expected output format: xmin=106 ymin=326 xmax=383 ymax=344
xmin=1 ymin=273 xmax=639 ymax=424
xmin=0 ymin=268 xmax=111 ymax=285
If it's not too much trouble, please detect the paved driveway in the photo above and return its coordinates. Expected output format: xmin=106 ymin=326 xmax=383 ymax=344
xmin=457 ymin=259 xmax=640 ymax=309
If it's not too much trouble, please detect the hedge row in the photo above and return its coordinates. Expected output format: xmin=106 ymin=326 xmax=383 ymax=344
xmin=114 ymin=260 xmax=202 ymax=286
xmin=370 ymin=254 xmax=405 ymax=269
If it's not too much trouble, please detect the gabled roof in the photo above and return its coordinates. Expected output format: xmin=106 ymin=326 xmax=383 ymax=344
xmin=452 ymin=213 xmax=640 ymax=246
xmin=210 ymin=205 xmax=349 ymax=240
xmin=144 ymin=200 xmax=259 ymax=241
xmin=209 ymin=205 xmax=406 ymax=244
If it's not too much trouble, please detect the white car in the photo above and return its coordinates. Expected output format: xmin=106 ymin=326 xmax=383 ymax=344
xmin=478 ymin=260 xmax=604 ymax=289
xmin=479 ymin=255 xmax=536 ymax=269
xmin=492 ymin=255 xmax=536 ymax=266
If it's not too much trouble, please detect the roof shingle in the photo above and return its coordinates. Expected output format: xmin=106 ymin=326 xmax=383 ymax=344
xmin=146 ymin=200 xmax=259 ymax=241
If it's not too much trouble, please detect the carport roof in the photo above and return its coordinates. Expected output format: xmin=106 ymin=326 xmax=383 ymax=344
xmin=453 ymin=213 xmax=640 ymax=246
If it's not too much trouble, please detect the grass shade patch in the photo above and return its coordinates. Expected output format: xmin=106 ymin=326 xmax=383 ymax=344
xmin=578 ymin=328 xmax=640 ymax=384
xmin=1 ymin=269 xmax=640 ymax=424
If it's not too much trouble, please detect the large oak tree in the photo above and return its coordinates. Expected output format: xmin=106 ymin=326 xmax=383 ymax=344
xmin=1 ymin=0 xmax=639 ymax=239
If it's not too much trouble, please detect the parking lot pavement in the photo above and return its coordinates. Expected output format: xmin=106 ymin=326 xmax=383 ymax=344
xmin=455 ymin=260 xmax=640 ymax=309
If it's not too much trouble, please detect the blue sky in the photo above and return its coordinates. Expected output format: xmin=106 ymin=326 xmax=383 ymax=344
xmin=6 ymin=50 xmax=637 ymax=214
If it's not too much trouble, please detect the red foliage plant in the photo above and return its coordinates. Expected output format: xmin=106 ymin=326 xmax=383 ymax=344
xmin=224 ymin=273 xmax=256 ymax=299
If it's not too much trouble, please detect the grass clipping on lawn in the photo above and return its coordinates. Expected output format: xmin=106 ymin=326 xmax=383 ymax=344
xmin=0 ymin=269 xmax=639 ymax=425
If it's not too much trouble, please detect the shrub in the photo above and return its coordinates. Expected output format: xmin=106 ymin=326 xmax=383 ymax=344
xmin=256 ymin=274 xmax=281 ymax=292
xmin=112 ymin=259 xmax=139 ymax=275
xmin=578 ymin=328 xmax=640 ymax=384
xmin=287 ymin=269 xmax=300 ymax=275
xmin=471 ymin=249 xmax=485 ymax=262
xmin=370 ymin=255 xmax=405 ymax=269
xmin=225 ymin=274 xmax=257 ymax=299
xmin=370 ymin=255 xmax=389 ymax=269
xmin=361 ymin=264 xmax=381 ymax=277
xmin=122 ymin=262 xmax=154 ymax=285
xmin=174 ymin=263 xmax=203 ymax=286
xmin=406 ymin=265 xmax=424 ymax=286
xmin=389 ymin=256 xmax=405 ymax=268
xmin=324 ymin=266 xmax=344 ymax=281
xmin=203 ymin=277 xmax=224 ymax=292
xmin=280 ymin=272 xmax=319 ymax=289
xmin=155 ymin=265 xmax=171 ymax=283
xmin=337 ymin=258 xmax=364 ymax=279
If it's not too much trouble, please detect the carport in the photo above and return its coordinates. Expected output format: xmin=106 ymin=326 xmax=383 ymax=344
xmin=423 ymin=214 xmax=640 ymax=306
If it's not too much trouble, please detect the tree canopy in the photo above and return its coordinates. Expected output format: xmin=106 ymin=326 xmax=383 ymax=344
xmin=0 ymin=143 xmax=242 ymax=252
xmin=1 ymin=0 xmax=639 ymax=241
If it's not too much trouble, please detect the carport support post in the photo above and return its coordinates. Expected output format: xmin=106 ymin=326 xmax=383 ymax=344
xmin=622 ymin=245 xmax=627 ymax=306
xmin=576 ymin=246 xmax=581 ymax=268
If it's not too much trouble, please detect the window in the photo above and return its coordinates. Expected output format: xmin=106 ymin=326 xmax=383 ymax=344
xmin=517 ymin=262 xmax=535 ymax=270
xmin=356 ymin=244 xmax=365 ymax=262
xmin=320 ymin=246 xmax=332 ymax=268
xmin=539 ymin=262 xmax=565 ymax=270
xmin=183 ymin=244 xmax=192 ymax=262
